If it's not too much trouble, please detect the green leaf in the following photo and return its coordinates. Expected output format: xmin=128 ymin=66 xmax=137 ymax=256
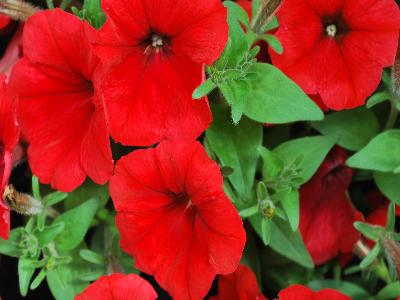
xmin=243 ymin=63 xmax=324 ymax=124
xmin=192 ymin=78 xmax=217 ymax=99
xmin=273 ymin=136 xmax=336 ymax=184
xmin=0 ymin=227 xmax=23 ymax=257
xmin=261 ymin=34 xmax=283 ymax=54
xmin=220 ymin=80 xmax=252 ymax=124
xmin=269 ymin=217 xmax=314 ymax=268
xmin=347 ymin=130 xmax=400 ymax=172
xmin=280 ymin=189 xmax=300 ymax=231
xmin=223 ymin=1 xmax=250 ymax=28
xmin=30 ymin=268 xmax=46 ymax=290
xmin=249 ymin=214 xmax=272 ymax=245
xmin=386 ymin=202 xmax=396 ymax=231
xmin=32 ymin=176 xmax=41 ymax=200
xmin=376 ymin=282 xmax=400 ymax=300
xmin=44 ymin=192 xmax=68 ymax=207
xmin=54 ymin=198 xmax=99 ymax=253
xmin=79 ymin=249 xmax=104 ymax=265
xmin=258 ymin=146 xmax=283 ymax=181
xmin=354 ymin=221 xmax=385 ymax=241
xmin=373 ymin=171 xmax=400 ymax=205
xmin=239 ymin=205 xmax=259 ymax=218
xmin=308 ymin=280 xmax=373 ymax=300
xmin=46 ymin=251 xmax=91 ymax=300
xmin=360 ymin=243 xmax=381 ymax=269
xmin=37 ymin=223 xmax=65 ymax=247
xmin=206 ymin=104 xmax=262 ymax=202
xmin=367 ymin=91 xmax=391 ymax=108
xmin=82 ymin=0 xmax=106 ymax=28
xmin=19 ymin=256 xmax=39 ymax=296
xmin=312 ymin=108 xmax=379 ymax=151
xmin=65 ymin=180 xmax=108 ymax=211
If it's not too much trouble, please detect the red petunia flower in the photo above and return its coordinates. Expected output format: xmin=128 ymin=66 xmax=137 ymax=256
xmin=270 ymin=0 xmax=400 ymax=110
xmin=75 ymin=273 xmax=157 ymax=300
xmin=110 ymin=140 xmax=246 ymax=300
xmin=9 ymin=9 xmax=113 ymax=192
xmin=0 ymin=74 xmax=19 ymax=239
xmin=209 ymin=264 xmax=267 ymax=300
xmin=299 ymin=147 xmax=363 ymax=265
xmin=278 ymin=285 xmax=351 ymax=300
xmin=94 ymin=0 xmax=228 ymax=146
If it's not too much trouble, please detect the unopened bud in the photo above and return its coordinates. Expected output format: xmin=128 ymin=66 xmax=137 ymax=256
xmin=251 ymin=0 xmax=283 ymax=35
xmin=3 ymin=184 xmax=43 ymax=215
xmin=259 ymin=199 xmax=275 ymax=219
xmin=392 ymin=38 xmax=400 ymax=98
xmin=381 ymin=237 xmax=400 ymax=277
xmin=0 ymin=0 xmax=40 ymax=22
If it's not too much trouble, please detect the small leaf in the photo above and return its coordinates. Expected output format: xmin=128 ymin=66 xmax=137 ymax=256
xmin=354 ymin=221 xmax=385 ymax=241
xmin=258 ymin=146 xmax=283 ymax=181
xmin=360 ymin=243 xmax=381 ymax=269
xmin=239 ymin=205 xmax=259 ymax=218
xmin=367 ymin=91 xmax=391 ymax=108
xmin=347 ymin=130 xmax=400 ymax=172
xmin=37 ymin=223 xmax=65 ymax=247
xmin=279 ymin=189 xmax=300 ymax=231
xmin=30 ymin=268 xmax=46 ymax=290
xmin=261 ymin=34 xmax=283 ymax=54
xmin=32 ymin=176 xmax=41 ymax=200
xmin=79 ymin=249 xmax=104 ymax=265
xmin=19 ymin=256 xmax=39 ymax=296
xmin=261 ymin=219 xmax=272 ymax=245
xmin=224 ymin=1 xmax=250 ymax=28
xmin=192 ymin=78 xmax=216 ymax=99
xmin=53 ymin=198 xmax=99 ymax=253
xmin=386 ymin=202 xmax=396 ymax=231
xmin=376 ymin=282 xmax=400 ymax=300
xmin=44 ymin=192 xmax=68 ymax=207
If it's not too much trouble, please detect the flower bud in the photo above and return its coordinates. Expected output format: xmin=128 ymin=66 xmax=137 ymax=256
xmin=251 ymin=0 xmax=283 ymax=35
xmin=0 ymin=0 xmax=40 ymax=21
xmin=3 ymin=184 xmax=43 ymax=215
xmin=381 ymin=237 xmax=400 ymax=277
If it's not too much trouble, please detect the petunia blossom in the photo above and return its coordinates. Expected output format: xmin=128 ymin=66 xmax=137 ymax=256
xmin=94 ymin=0 xmax=228 ymax=146
xmin=278 ymin=285 xmax=351 ymax=300
xmin=0 ymin=74 xmax=19 ymax=239
xmin=270 ymin=0 xmax=400 ymax=110
xmin=9 ymin=9 xmax=113 ymax=192
xmin=299 ymin=147 xmax=363 ymax=265
xmin=75 ymin=273 xmax=157 ymax=300
xmin=209 ymin=264 xmax=267 ymax=300
xmin=110 ymin=140 xmax=246 ymax=300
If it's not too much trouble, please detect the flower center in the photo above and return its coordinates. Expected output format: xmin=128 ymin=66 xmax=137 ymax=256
xmin=143 ymin=32 xmax=170 ymax=55
xmin=151 ymin=33 xmax=164 ymax=48
xmin=325 ymin=24 xmax=337 ymax=37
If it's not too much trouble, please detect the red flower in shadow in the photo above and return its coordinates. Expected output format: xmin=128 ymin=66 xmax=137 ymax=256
xmin=210 ymin=264 xmax=267 ymax=300
xmin=299 ymin=147 xmax=363 ymax=265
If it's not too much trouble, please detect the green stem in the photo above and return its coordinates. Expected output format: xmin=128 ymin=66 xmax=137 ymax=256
xmin=46 ymin=0 xmax=54 ymax=9
xmin=60 ymin=0 xmax=73 ymax=10
xmin=384 ymin=99 xmax=398 ymax=130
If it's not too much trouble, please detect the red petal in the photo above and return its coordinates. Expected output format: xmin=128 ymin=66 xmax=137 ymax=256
xmin=75 ymin=273 xmax=157 ymax=300
xmin=279 ymin=285 xmax=351 ymax=300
